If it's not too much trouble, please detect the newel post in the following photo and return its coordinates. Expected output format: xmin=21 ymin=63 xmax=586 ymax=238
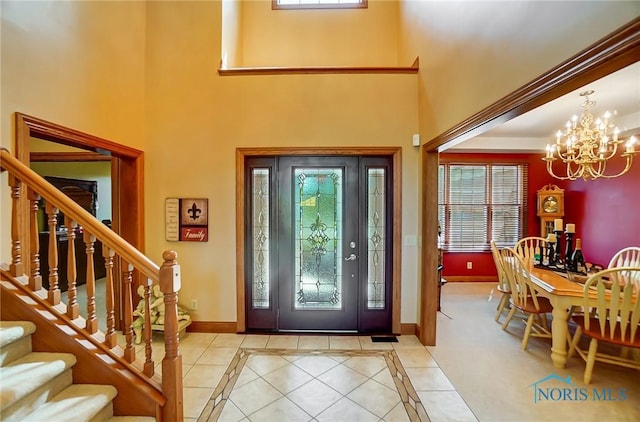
xmin=159 ymin=250 xmax=183 ymax=422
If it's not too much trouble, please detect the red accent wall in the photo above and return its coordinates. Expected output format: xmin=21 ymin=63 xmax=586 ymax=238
xmin=562 ymin=156 xmax=640 ymax=267
xmin=439 ymin=152 xmax=640 ymax=279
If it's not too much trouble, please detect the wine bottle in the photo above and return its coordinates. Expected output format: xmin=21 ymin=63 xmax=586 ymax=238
xmin=534 ymin=245 xmax=541 ymax=265
xmin=571 ymin=238 xmax=586 ymax=274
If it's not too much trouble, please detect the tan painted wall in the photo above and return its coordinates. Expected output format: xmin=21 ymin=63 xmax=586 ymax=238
xmin=144 ymin=1 xmax=420 ymax=323
xmin=2 ymin=0 xmax=638 ymax=327
xmin=239 ymin=0 xmax=400 ymax=66
xmin=396 ymin=1 xmax=640 ymax=141
xmin=0 ymin=0 xmax=145 ymax=261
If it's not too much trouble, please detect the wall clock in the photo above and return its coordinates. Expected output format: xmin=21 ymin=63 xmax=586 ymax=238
xmin=542 ymin=195 xmax=559 ymax=213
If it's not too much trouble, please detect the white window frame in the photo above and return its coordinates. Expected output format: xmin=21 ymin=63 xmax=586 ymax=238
xmin=272 ymin=0 xmax=367 ymax=10
xmin=438 ymin=162 xmax=528 ymax=252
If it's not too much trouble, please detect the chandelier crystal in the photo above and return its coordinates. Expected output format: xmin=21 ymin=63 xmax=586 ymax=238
xmin=543 ymin=90 xmax=637 ymax=180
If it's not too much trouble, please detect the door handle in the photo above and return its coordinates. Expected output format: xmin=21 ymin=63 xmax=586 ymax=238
xmin=345 ymin=253 xmax=357 ymax=261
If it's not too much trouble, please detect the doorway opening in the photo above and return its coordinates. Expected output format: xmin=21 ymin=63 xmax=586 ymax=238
xmin=14 ymin=112 xmax=145 ymax=330
xmin=236 ymin=147 xmax=402 ymax=334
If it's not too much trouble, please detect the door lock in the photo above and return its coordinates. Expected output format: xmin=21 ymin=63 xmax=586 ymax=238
xmin=344 ymin=253 xmax=357 ymax=261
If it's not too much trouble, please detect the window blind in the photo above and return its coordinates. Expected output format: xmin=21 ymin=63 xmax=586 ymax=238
xmin=438 ymin=163 xmax=528 ymax=251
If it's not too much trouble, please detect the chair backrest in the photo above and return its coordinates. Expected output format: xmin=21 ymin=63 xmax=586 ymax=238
xmin=499 ymin=247 xmax=546 ymax=312
xmin=515 ymin=236 xmax=549 ymax=264
xmin=608 ymin=247 xmax=640 ymax=268
xmin=608 ymin=247 xmax=640 ymax=284
xmin=581 ymin=266 xmax=640 ymax=344
xmin=490 ymin=240 xmax=509 ymax=291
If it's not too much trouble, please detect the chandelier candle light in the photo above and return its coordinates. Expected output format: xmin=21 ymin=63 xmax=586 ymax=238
xmin=543 ymin=90 xmax=638 ymax=180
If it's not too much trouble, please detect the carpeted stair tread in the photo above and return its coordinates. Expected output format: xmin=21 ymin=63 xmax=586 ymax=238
xmin=0 ymin=319 xmax=157 ymax=420
xmin=22 ymin=384 xmax=117 ymax=422
xmin=0 ymin=321 xmax=36 ymax=348
xmin=0 ymin=352 xmax=77 ymax=410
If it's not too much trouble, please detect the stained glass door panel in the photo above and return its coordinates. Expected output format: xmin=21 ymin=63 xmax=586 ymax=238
xmin=294 ymin=168 xmax=343 ymax=309
xmin=278 ymin=157 xmax=359 ymax=331
xmin=245 ymin=155 xmax=393 ymax=332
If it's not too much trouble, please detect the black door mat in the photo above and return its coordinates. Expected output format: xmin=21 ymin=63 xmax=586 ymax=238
xmin=371 ymin=335 xmax=398 ymax=343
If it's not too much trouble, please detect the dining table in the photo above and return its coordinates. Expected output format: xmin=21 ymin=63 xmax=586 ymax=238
xmin=527 ymin=266 xmax=594 ymax=369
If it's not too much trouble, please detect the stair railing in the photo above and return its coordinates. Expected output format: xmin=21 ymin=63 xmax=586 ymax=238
xmin=0 ymin=147 xmax=183 ymax=421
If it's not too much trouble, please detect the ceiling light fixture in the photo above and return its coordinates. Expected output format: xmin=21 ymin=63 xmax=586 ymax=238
xmin=543 ymin=90 xmax=637 ymax=180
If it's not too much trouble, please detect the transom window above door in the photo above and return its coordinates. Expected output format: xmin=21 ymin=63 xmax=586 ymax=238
xmin=273 ymin=0 xmax=367 ymax=10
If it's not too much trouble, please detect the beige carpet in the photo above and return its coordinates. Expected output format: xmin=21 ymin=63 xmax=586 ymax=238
xmin=428 ymin=282 xmax=640 ymax=422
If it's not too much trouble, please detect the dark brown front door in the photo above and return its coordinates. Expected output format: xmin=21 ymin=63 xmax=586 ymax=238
xmin=245 ymin=155 xmax=393 ymax=333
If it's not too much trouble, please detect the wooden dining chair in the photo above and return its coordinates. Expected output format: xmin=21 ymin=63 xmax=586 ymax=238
xmin=608 ymin=246 xmax=640 ymax=271
xmin=490 ymin=240 xmax=512 ymax=323
xmin=568 ymin=266 xmax=640 ymax=384
xmin=499 ymin=247 xmax=553 ymax=350
xmin=608 ymin=247 xmax=640 ymax=289
xmin=606 ymin=247 xmax=640 ymax=358
xmin=515 ymin=236 xmax=549 ymax=266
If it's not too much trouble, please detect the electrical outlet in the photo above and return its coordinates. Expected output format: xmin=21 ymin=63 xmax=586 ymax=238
xmin=190 ymin=299 xmax=198 ymax=311
xmin=466 ymin=261 xmax=473 ymax=270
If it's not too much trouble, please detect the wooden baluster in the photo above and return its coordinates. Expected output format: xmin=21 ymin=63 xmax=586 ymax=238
xmin=84 ymin=231 xmax=98 ymax=333
xmin=160 ymin=250 xmax=183 ymax=422
xmin=123 ymin=263 xmax=136 ymax=362
xmin=45 ymin=202 xmax=61 ymax=305
xmin=103 ymin=246 xmax=117 ymax=348
xmin=9 ymin=175 xmax=25 ymax=277
xmin=28 ymin=188 xmax=42 ymax=290
xmin=65 ymin=218 xmax=79 ymax=319
xmin=143 ymin=280 xmax=154 ymax=377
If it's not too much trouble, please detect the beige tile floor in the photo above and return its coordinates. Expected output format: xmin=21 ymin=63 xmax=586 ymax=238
xmin=112 ymin=282 xmax=640 ymax=421
xmin=163 ymin=333 xmax=474 ymax=422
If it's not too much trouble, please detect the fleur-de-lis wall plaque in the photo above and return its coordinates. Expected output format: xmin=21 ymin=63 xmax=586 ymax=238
xmin=166 ymin=198 xmax=209 ymax=242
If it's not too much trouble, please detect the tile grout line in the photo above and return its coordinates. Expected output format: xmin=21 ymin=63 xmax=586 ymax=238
xmin=197 ymin=347 xmax=431 ymax=422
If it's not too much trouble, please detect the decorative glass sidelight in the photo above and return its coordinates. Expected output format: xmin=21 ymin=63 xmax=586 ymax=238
xmin=252 ymin=169 xmax=270 ymax=309
xmin=294 ymin=168 xmax=342 ymax=309
xmin=367 ymin=168 xmax=386 ymax=309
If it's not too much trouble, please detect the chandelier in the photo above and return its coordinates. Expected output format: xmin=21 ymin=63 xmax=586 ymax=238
xmin=543 ymin=90 xmax=637 ymax=180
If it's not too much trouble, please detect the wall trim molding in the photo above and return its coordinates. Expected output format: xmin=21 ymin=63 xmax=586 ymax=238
xmin=443 ymin=276 xmax=498 ymax=283
xmin=219 ymin=58 xmax=419 ymax=76
xmin=188 ymin=321 xmax=238 ymax=333
xmin=188 ymin=321 xmax=422 ymax=338
xmin=400 ymin=323 xmax=419 ymax=337
xmin=30 ymin=151 xmax=111 ymax=162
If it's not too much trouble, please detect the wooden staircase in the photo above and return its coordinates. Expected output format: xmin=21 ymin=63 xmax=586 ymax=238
xmin=0 ymin=321 xmax=155 ymax=421
xmin=1 ymin=148 xmax=184 ymax=421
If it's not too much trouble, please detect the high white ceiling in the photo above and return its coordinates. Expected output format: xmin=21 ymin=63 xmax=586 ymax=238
xmin=447 ymin=61 xmax=640 ymax=153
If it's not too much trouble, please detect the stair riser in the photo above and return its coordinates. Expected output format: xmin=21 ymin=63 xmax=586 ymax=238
xmin=0 ymin=335 xmax=32 ymax=367
xmin=1 ymin=369 xmax=73 ymax=422
xmin=0 ymin=284 xmax=165 ymax=422
xmin=89 ymin=404 xmax=114 ymax=422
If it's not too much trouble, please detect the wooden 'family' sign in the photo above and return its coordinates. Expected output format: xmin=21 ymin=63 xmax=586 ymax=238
xmin=165 ymin=198 xmax=208 ymax=242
